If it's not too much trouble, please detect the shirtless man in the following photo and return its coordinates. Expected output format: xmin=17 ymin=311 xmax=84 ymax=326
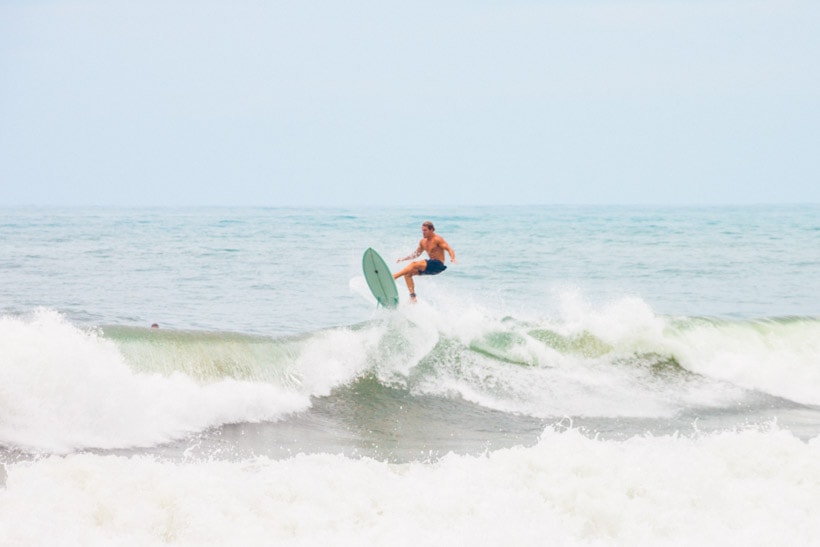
xmin=394 ymin=221 xmax=456 ymax=302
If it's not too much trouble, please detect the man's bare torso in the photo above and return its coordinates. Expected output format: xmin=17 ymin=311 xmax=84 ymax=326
xmin=419 ymin=235 xmax=447 ymax=262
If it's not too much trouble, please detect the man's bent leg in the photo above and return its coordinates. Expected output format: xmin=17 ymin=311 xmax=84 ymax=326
xmin=393 ymin=260 xmax=427 ymax=280
xmin=394 ymin=260 xmax=427 ymax=302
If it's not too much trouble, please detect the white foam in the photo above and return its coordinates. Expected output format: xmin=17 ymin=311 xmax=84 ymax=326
xmin=389 ymin=295 xmax=740 ymax=418
xmin=544 ymin=291 xmax=820 ymax=406
xmin=667 ymin=318 xmax=820 ymax=405
xmin=293 ymin=326 xmax=376 ymax=396
xmin=0 ymin=310 xmax=310 ymax=453
xmin=1 ymin=427 xmax=818 ymax=546
xmin=4 ymin=301 xmax=818 ymax=453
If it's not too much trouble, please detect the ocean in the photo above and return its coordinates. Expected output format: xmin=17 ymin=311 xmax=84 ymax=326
xmin=1 ymin=205 xmax=819 ymax=545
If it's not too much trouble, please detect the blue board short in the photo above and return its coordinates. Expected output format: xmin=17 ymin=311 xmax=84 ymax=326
xmin=422 ymin=259 xmax=447 ymax=275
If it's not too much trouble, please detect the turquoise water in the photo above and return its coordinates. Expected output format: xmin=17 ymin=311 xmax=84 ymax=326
xmin=1 ymin=205 xmax=820 ymax=544
xmin=2 ymin=205 xmax=817 ymax=332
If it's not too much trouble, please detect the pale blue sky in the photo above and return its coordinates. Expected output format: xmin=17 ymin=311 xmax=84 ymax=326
xmin=1 ymin=0 xmax=818 ymax=206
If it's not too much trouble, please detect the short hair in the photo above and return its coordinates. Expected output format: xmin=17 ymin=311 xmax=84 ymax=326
xmin=422 ymin=221 xmax=435 ymax=231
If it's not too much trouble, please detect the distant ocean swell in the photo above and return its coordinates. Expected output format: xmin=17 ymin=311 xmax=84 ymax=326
xmin=2 ymin=302 xmax=818 ymax=454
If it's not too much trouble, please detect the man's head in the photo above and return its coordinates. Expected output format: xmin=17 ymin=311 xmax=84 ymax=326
xmin=422 ymin=221 xmax=435 ymax=236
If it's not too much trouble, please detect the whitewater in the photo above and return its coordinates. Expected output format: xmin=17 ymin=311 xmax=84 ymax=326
xmin=1 ymin=205 xmax=819 ymax=545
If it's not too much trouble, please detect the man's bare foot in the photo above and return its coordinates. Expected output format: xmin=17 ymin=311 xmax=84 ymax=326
xmin=409 ymin=293 xmax=417 ymax=303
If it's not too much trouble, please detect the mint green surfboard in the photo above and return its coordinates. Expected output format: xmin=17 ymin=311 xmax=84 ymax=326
xmin=362 ymin=248 xmax=399 ymax=308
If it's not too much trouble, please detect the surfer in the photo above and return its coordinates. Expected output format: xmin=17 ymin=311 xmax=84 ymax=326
xmin=394 ymin=221 xmax=456 ymax=302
